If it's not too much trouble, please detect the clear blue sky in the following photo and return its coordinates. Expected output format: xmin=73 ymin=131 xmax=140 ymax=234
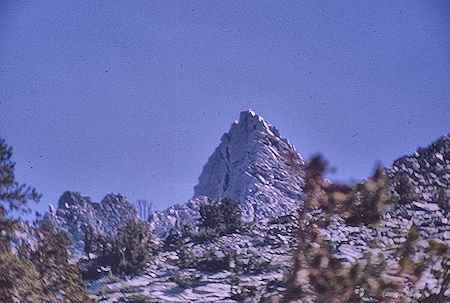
xmin=1 ymin=1 xmax=449 ymax=216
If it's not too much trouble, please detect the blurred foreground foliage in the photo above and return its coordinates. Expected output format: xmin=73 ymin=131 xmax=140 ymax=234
xmin=0 ymin=139 xmax=92 ymax=303
xmin=283 ymin=156 xmax=448 ymax=303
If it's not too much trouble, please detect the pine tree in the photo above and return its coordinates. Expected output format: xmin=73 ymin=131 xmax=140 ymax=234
xmin=199 ymin=197 xmax=242 ymax=237
xmin=82 ymin=218 xmax=153 ymax=277
xmin=0 ymin=138 xmax=92 ymax=303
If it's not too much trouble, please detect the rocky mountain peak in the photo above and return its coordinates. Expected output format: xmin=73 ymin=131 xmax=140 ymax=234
xmin=234 ymin=109 xmax=280 ymax=137
xmin=193 ymin=110 xmax=306 ymax=222
xmin=150 ymin=111 xmax=307 ymax=238
xmin=93 ymin=136 xmax=449 ymax=303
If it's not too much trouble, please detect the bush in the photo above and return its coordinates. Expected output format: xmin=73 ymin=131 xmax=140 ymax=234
xmin=163 ymin=228 xmax=184 ymax=251
xmin=196 ymin=247 xmax=235 ymax=272
xmin=283 ymin=156 xmax=446 ymax=302
xmin=176 ymin=243 xmax=235 ymax=272
xmin=81 ymin=218 xmax=153 ymax=278
xmin=342 ymin=168 xmax=393 ymax=225
xmin=114 ymin=219 xmax=153 ymax=276
xmin=435 ymin=187 xmax=449 ymax=211
xmin=171 ymin=272 xmax=195 ymax=289
xmin=395 ymin=175 xmax=419 ymax=204
xmin=199 ymin=197 xmax=242 ymax=237
xmin=236 ymin=256 xmax=273 ymax=274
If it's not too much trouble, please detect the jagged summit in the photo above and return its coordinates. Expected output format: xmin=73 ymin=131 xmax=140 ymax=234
xmin=229 ymin=109 xmax=283 ymax=140
xmin=150 ymin=110 xmax=307 ymax=237
xmin=43 ymin=191 xmax=138 ymax=256
xmin=193 ymin=110 xmax=306 ymax=221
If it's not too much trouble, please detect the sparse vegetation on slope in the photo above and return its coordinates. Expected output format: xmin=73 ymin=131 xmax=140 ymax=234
xmin=283 ymin=155 xmax=449 ymax=303
xmin=199 ymin=197 xmax=242 ymax=237
xmin=81 ymin=217 xmax=154 ymax=278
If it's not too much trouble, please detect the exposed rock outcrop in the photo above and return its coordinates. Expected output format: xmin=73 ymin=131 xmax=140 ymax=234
xmin=149 ymin=196 xmax=206 ymax=238
xmin=150 ymin=110 xmax=307 ymax=238
xmin=91 ymin=135 xmax=449 ymax=303
xmin=38 ymin=111 xmax=448 ymax=302
xmin=194 ymin=110 xmax=306 ymax=221
xmin=386 ymin=135 xmax=449 ymax=206
xmin=43 ymin=191 xmax=138 ymax=257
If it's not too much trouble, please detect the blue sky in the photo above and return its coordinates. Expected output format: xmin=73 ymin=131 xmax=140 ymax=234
xmin=1 ymin=1 xmax=449 ymax=216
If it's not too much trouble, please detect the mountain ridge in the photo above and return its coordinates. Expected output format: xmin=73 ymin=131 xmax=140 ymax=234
xmin=38 ymin=111 xmax=449 ymax=301
xmin=89 ymin=134 xmax=449 ymax=302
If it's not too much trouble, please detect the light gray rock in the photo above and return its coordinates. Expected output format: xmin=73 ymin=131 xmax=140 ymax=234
xmin=43 ymin=191 xmax=139 ymax=257
xmin=194 ymin=110 xmax=307 ymax=222
xmin=149 ymin=196 xmax=207 ymax=238
xmin=35 ymin=112 xmax=447 ymax=302
xmin=150 ymin=110 xmax=307 ymax=238
xmin=90 ymin=134 xmax=449 ymax=303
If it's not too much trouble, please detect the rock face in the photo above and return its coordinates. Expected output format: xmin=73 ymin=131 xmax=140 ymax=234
xmin=43 ymin=191 xmax=139 ymax=256
xmin=37 ymin=111 xmax=448 ymax=302
xmin=90 ymin=135 xmax=449 ymax=303
xmin=149 ymin=196 xmax=206 ymax=238
xmin=150 ymin=110 xmax=306 ymax=238
xmin=194 ymin=110 xmax=307 ymax=222
xmin=386 ymin=135 xmax=449 ymax=205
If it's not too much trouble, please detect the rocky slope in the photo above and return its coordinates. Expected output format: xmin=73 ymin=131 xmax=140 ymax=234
xmin=88 ymin=132 xmax=448 ymax=302
xmin=43 ymin=191 xmax=139 ymax=257
xmin=39 ymin=110 xmax=448 ymax=301
xmin=150 ymin=110 xmax=307 ymax=238
xmin=386 ymin=135 xmax=449 ymax=206
xmin=90 ymin=179 xmax=448 ymax=303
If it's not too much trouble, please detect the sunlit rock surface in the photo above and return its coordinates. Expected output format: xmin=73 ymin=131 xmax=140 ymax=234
xmin=43 ymin=191 xmax=139 ymax=257
xmin=386 ymin=135 xmax=449 ymax=205
xmin=38 ymin=111 xmax=448 ymax=302
xmin=150 ymin=110 xmax=307 ymax=238
xmin=194 ymin=110 xmax=306 ymax=221
xmin=91 ymin=135 xmax=449 ymax=303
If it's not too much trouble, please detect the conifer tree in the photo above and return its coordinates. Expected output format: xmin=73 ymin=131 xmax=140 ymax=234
xmin=0 ymin=138 xmax=92 ymax=303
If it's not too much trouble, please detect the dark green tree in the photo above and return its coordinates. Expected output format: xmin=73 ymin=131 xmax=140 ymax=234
xmin=395 ymin=175 xmax=419 ymax=204
xmin=32 ymin=223 xmax=92 ymax=302
xmin=0 ymin=138 xmax=92 ymax=303
xmin=199 ymin=197 xmax=242 ymax=237
xmin=113 ymin=218 xmax=153 ymax=276
xmin=82 ymin=218 xmax=153 ymax=277
xmin=0 ymin=139 xmax=41 ymax=252
xmin=83 ymin=225 xmax=95 ymax=259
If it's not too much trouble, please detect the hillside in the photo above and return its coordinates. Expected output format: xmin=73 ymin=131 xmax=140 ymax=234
xmin=42 ymin=112 xmax=449 ymax=302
